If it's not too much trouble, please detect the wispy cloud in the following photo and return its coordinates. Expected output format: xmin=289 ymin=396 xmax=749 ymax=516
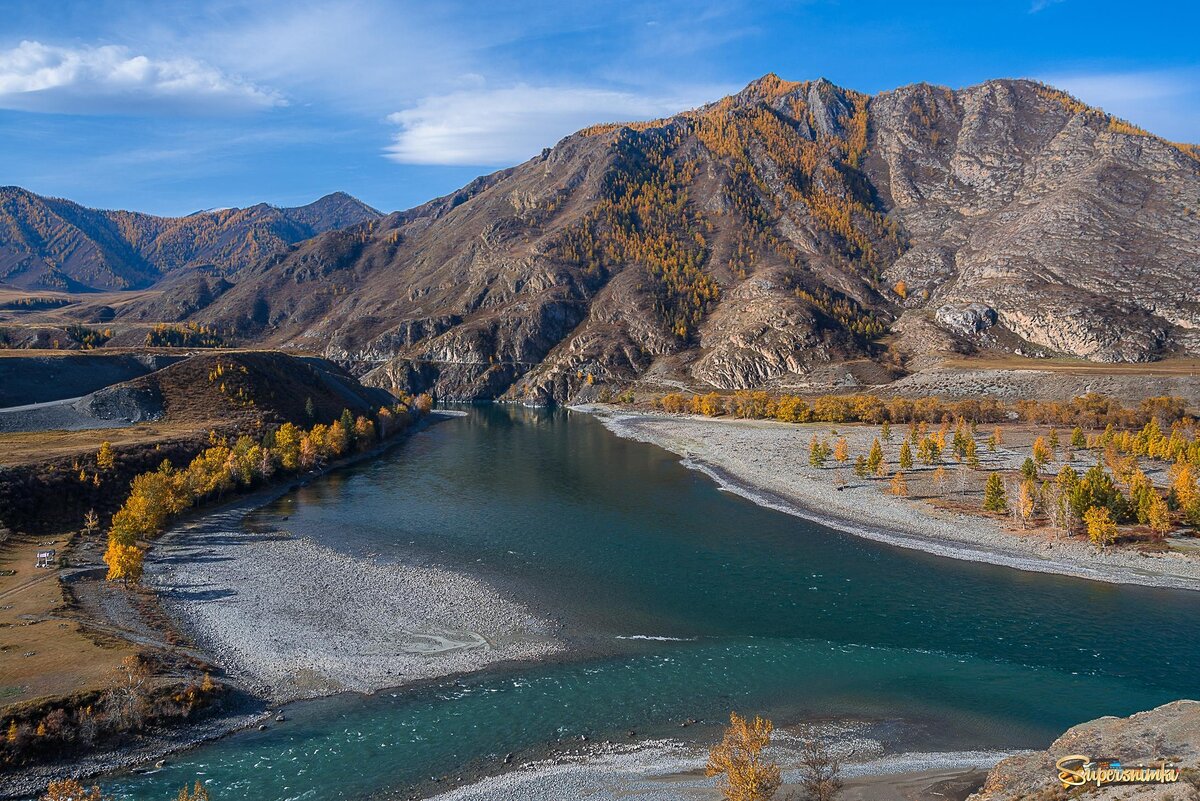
xmin=1043 ymin=69 xmax=1195 ymax=105
xmin=384 ymin=83 xmax=722 ymax=166
xmin=0 ymin=40 xmax=284 ymax=114
xmin=1029 ymin=0 xmax=1066 ymax=13
xmin=1040 ymin=67 xmax=1200 ymax=141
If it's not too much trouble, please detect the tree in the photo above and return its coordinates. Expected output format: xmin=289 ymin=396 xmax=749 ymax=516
xmin=82 ymin=508 xmax=99 ymax=536
xmin=866 ymin=439 xmax=884 ymax=476
xmin=1020 ymin=458 xmax=1039 ymax=481
xmin=880 ymin=421 xmax=892 ymax=442
xmin=274 ymin=423 xmax=303 ymax=470
xmin=853 ymin=455 xmax=868 ymax=478
xmin=1068 ymin=464 xmax=1128 ymax=522
xmin=706 ymin=712 xmax=782 ymax=801
xmin=890 ymin=472 xmax=908 ymax=497
xmin=964 ymin=437 xmax=980 ymax=469
xmin=105 ymin=656 xmax=150 ymax=730
xmin=104 ymin=540 xmax=144 ymax=586
xmin=1147 ymin=491 xmax=1172 ymax=540
xmin=809 ymin=435 xmax=830 ymax=468
xmin=41 ymin=780 xmax=109 ymax=801
xmin=898 ymin=441 xmax=913 ymax=471
xmin=931 ymin=466 xmax=947 ymax=495
xmin=916 ymin=436 xmax=941 ymax=465
xmin=96 ymin=441 xmax=116 ymax=472
xmin=1071 ymin=426 xmax=1087 ymax=448
xmin=832 ymin=438 xmax=849 ymax=465
xmin=798 ymin=731 xmax=843 ymax=801
xmin=1032 ymin=436 xmax=1053 ymax=467
xmin=177 ymin=782 xmax=211 ymax=801
xmin=353 ymin=416 xmax=376 ymax=450
xmin=983 ymin=472 xmax=1008 ymax=514
xmin=304 ymin=396 xmax=315 ymax=420
xmin=1017 ymin=479 xmax=1037 ymax=529
xmin=1085 ymin=506 xmax=1118 ymax=549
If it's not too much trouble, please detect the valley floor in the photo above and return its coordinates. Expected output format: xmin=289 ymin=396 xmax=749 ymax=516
xmin=579 ymin=406 xmax=1200 ymax=592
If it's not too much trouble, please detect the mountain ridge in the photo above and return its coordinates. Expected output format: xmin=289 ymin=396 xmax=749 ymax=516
xmin=13 ymin=75 xmax=1200 ymax=404
xmin=0 ymin=187 xmax=382 ymax=292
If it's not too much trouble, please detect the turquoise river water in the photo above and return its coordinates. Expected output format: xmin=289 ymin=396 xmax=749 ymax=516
xmin=104 ymin=405 xmax=1200 ymax=799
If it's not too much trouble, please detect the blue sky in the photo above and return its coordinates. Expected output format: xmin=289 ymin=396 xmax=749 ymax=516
xmin=0 ymin=0 xmax=1196 ymax=216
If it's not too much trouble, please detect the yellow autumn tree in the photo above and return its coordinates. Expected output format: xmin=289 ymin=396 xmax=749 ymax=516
xmin=354 ymin=416 xmax=376 ymax=450
xmin=890 ymin=471 xmax=908 ymax=497
xmin=176 ymin=782 xmax=211 ymax=801
xmin=1017 ymin=478 xmax=1037 ymax=529
xmin=104 ymin=540 xmax=144 ymax=586
xmin=1031 ymin=436 xmax=1053 ymax=467
xmin=327 ymin=420 xmax=350 ymax=456
xmin=1147 ymin=492 xmax=1171 ymax=539
xmin=706 ymin=712 xmax=782 ymax=801
xmin=96 ymin=441 xmax=116 ymax=472
xmin=42 ymin=780 xmax=109 ymax=801
xmin=274 ymin=422 xmax=302 ymax=470
xmin=832 ymin=437 xmax=849 ymax=464
xmin=1085 ymin=506 xmax=1118 ymax=549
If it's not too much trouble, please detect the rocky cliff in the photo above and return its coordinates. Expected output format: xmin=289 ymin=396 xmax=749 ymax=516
xmin=109 ymin=76 xmax=1200 ymax=402
xmin=969 ymin=700 xmax=1200 ymax=800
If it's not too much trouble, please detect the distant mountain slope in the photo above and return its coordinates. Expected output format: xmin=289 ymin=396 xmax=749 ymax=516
xmin=0 ymin=188 xmax=382 ymax=291
xmin=116 ymin=77 xmax=1200 ymax=402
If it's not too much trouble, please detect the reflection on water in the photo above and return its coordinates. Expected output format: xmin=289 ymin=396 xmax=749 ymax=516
xmin=109 ymin=405 xmax=1200 ymax=800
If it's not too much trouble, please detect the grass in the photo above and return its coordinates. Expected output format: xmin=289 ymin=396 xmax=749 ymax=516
xmin=0 ymin=532 xmax=136 ymax=710
xmin=0 ymin=423 xmax=202 ymax=467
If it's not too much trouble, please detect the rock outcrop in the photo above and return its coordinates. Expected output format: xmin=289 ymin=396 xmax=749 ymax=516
xmin=969 ymin=700 xmax=1200 ymax=800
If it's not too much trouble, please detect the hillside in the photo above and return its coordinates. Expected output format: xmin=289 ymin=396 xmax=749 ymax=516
xmin=0 ymin=188 xmax=381 ymax=292
xmin=99 ymin=77 xmax=1200 ymax=402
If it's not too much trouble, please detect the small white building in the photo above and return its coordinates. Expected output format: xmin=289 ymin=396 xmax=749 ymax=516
xmin=35 ymin=549 xmax=55 ymax=569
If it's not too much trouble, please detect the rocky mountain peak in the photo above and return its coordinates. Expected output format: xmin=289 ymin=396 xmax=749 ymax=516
xmin=39 ymin=75 xmax=1200 ymax=404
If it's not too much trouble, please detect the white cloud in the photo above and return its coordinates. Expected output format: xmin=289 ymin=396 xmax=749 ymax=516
xmin=1040 ymin=68 xmax=1200 ymax=141
xmin=384 ymin=84 xmax=719 ymax=166
xmin=0 ymin=40 xmax=284 ymax=114
xmin=1044 ymin=69 xmax=1194 ymax=105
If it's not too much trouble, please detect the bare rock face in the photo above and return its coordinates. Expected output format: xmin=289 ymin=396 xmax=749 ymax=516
xmin=870 ymin=80 xmax=1200 ymax=365
xmin=935 ymin=303 xmax=997 ymax=336
xmin=969 ymin=700 xmax=1200 ymax=800
xmin=114 ymin=75 xmax=1200 ymax=402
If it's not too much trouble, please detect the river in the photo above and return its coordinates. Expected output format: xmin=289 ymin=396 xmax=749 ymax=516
xmin=106 ymin=405 xmax=1200 ymax=799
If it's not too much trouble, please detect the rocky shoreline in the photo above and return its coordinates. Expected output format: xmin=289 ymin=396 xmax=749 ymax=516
xmin=145 ymin=515 xmax=565 ymax=706
xmin=0 ymin=698 xmax=266 ymax=800
xmin=580 ymin=406 xmax=1200 ymax=592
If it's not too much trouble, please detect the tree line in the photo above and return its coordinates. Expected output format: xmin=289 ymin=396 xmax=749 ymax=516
xmin=102 ymin=397 xmax=431 ymax=586
xmin=655 ymin=390 xmax=1191 ymax=430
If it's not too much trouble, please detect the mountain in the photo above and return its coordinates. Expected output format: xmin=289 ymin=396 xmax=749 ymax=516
xmin=119 ymin=76 xmax=1200 ymax=402
xmin=0 ymin=188 xmax=382 ymax=292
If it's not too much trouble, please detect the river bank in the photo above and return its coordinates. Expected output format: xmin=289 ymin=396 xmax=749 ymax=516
xmin=579 ymin=406 xmax=1200 ymax=591
xmin=1 ymin=410 xmax=533 ymax=799
xmin=423 ymin=730 xmax=1009 ymax=801
xmin=145 ymin=512 xmax=565 ymax=705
